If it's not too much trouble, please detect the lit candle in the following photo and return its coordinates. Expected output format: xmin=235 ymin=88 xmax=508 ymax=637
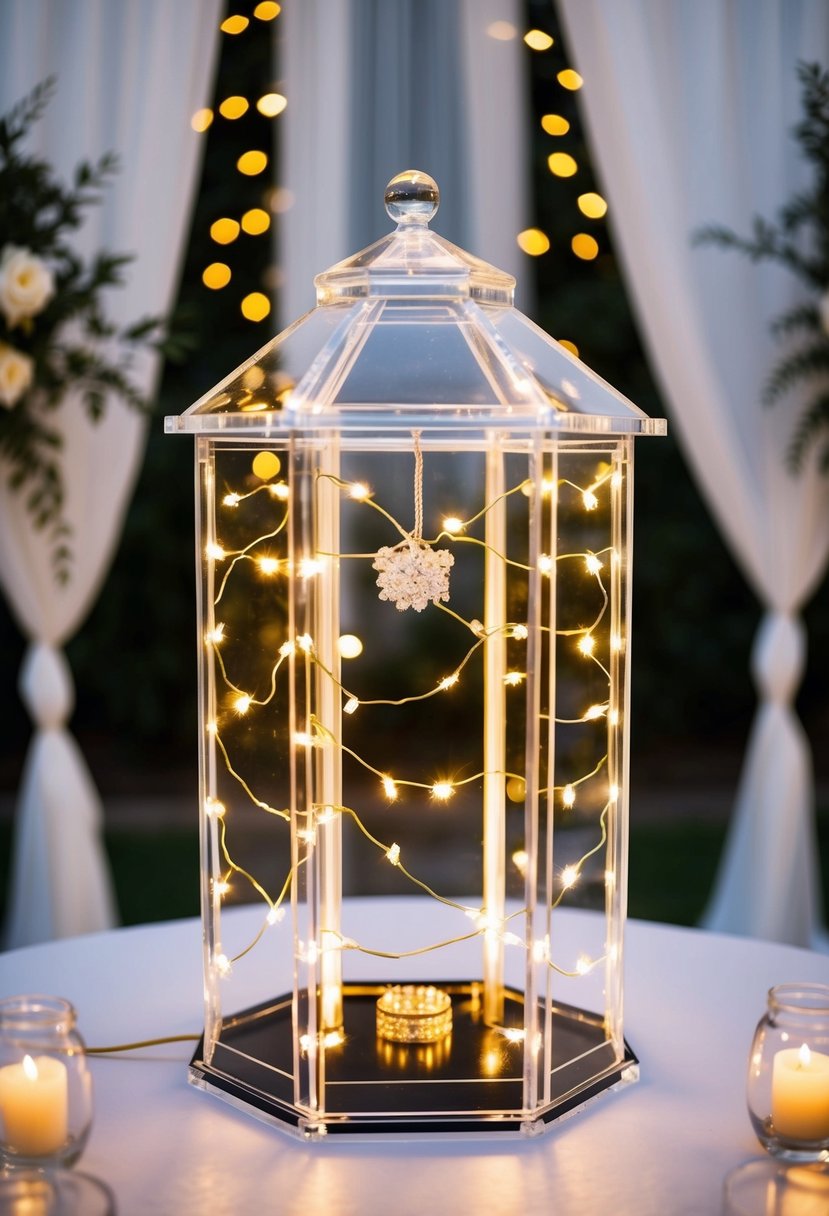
xmin=0 ymin=1054 xmax=68 ymax=1156
xmin=772 ymin=1043 xmax=829 ymax=1140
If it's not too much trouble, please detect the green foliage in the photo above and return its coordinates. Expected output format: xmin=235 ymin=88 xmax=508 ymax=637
xmin=0 ymin=78 xmax=186 ymax=580
xmin=695 ymin=62 xmax=829 ymax=471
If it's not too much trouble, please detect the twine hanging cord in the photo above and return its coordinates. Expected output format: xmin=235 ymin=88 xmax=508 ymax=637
xmin=412 ymin=428 xmax=423 ymax=542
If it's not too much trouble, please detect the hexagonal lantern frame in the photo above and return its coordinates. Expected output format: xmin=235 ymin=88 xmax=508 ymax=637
xmin=166 ymin=172 xmax=665 ymax=1139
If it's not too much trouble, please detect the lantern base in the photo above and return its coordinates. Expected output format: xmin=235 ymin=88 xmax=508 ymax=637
xmin=189 ymin=982 xmax=637 ymax=1139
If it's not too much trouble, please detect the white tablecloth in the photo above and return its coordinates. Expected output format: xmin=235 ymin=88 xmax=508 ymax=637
xmin=1 ymin=903 xmax=827 ymax=1216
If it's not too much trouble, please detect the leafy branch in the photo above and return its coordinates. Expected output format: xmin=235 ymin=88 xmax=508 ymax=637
xmin=0 ymin=78 xmax=190 ymax=581
xmin=694 ymin=62 xmax=829 ymax=471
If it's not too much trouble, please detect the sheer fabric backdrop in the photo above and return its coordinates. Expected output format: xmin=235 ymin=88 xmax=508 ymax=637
xmin=279 ymin=0 xmax=528 ymax=325
xmin=0 ymin=0 xmax=221 ymax=946
xmin=559 ymin=0 xmax=829 ymax=945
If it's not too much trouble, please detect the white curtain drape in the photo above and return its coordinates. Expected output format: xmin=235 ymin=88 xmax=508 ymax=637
xmin=0 ymin=0 xmax=221 ymax=947
xmin=279 ymin=0 xmax=528 ymax=326
xmin=558 ymin=0 xmax=829 ymax=945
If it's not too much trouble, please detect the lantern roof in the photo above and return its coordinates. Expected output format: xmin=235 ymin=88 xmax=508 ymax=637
xmin=166 ymin=171 xmax=666 ymax=437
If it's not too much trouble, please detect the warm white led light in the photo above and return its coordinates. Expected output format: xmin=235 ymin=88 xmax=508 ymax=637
xmin=431 ymin=781 xmax=454 ymax=801
xmin=279 ymin=640 xmax=294 ymax=657
xmin=583 ymin=703 xmax=607 ymax=721
xmin=267 ymin=905 xmax=285 ymax=925
xmin=512 ymin=624 xmax=529 ymax=640
xmin=234 ymin=694 xmax=252 ymax=714
xmin=438 ymin=672 xmax=459 ymax=690
xmin=512 ymin=848 xmax=529 ymax=877
xmin=223 ymin=492 xmax=241 ymax=507
xmin=532 ymin=938 xmax=549 ymax=963
xmin=562 ymin=783 xmax=576 ymax=808
xmin=585 ymin=554 xmax=603 ymax=576
xmin=538 ymin=553 xmax=553 ymax=575
xmin=297 ymin=633 xmax=314 ymax=652
xmin=270 ymin=482 xmax=290 ymax=500
xmin=205 ymin=623 xmax=225 ymax=645
xmin=344 ymin=697 xmax=359 ymax=715
xmin=502 ymin=1028 xmax=525 ymax=1044
xmin=258 ymin=556 xmax=279 ymax=575
xmin=215 ymin=879 xmax=231 ymax=897
xmin=386 ymin=842 xmax=401 ymax=866
xmin=206 ymin=542 xmax=226 ymax=560
xmin=299 ymin=557 xmax=323 ymax=578
xmin=575 ymin=955 xmax=592 ymax=976
xmin=215 ymin=953 xmax=232 ymax=977
xmin=205 ymin=797 xmax=226 ymax=818
xmin=503 ymin=671 xmax=525 ymax=686
xmin=349 ymin=482 xmax=370 ymax=500
xmin=577 ymin=633 xmax=595 ymax=656
xmin=443 ymin=516 xmax=464 ymax=533
xmin=382 ymin=776 xmax=398 ymax=801
xmin=561 ymin=864 xmax=579 ymax=889
xmin=294 ymin=731 xmax=314 ymax=748
xmin=582 ymin=490 xmax=599 ymax=511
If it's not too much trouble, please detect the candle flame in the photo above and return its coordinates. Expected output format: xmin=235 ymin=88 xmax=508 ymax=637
xmin=22 ymin=1054 xmax=38 ymax=1081
xmin=799 ymin=1042 xmax=812 ymax=1069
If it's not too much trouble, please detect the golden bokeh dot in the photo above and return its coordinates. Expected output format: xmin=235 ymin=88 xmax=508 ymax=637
xmin=558 ymin=339 xmax=580 ymax=358
xmin=202 ymin=262 xmax=231 ymax=290
xmin=486 ymin=20 xmax=517 ymax=40
xmin=524 ymin=29 xmax=554 ymax=51
xmin=237 ymin=150 xmax=268 ymax=176
xmin=254 ymin=1 xmax=281 ymax=18
xmin=506 ymin=776 xmax=526 ymax=803
xmin=548 ymin=152 xmax=578 ymax=177
xmin=572 ymin=233 xmax=599 ymax=260
xmin=243 ymin=366 xmax=266 ymax=390
xmin=578 ymin=192 xmax=608 ymax=219
xmin=220 ymin=14 xmax=249 ymax=34
xmin=219 ymin=95 xmax=249 ymax=120
xmin=516 ymin=228 xmax=550 ymax=256
xmin=557 ymin=68 xmax=584 ymax=90
xmin=256 ymin=92 xmax=287 ymax=117
xmin=241 ymin=208 xmax=271 ymax=235
xmin=241 ymin=291 xmax=271 ymax=322
xmin=191 ymin=108 xmax=214 ymax=133
xmin=541 ymin=113 xmax=569 ymax=136
xmin=252 ymin=451 xmax=281 ymax=480
xmin=210 ymin=217 xmax=240 ymax=245
xmin=338 ymin=634 xmax=364 ymax=660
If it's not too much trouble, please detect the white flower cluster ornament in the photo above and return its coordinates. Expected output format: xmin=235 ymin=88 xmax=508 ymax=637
xmin=374 ymin=539 xmax=454 ymax=613
xmin=372 ymin=431 xmax=454 ymax=612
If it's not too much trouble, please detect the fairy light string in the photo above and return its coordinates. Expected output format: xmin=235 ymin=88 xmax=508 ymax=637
xmin=202 ymin=444 xmax=622 ymax=990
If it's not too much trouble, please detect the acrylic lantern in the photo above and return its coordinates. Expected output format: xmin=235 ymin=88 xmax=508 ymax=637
xmin=166 ymin=171 xmax=665 ymax=1138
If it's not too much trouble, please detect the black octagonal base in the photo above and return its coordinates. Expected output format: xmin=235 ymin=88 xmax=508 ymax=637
xmin=189 ymin=981 xmax=637 ymax=1138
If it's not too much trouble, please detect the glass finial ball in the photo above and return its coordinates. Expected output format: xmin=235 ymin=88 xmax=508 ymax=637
xmin=384 ymin=171 xmax=440 ymax=224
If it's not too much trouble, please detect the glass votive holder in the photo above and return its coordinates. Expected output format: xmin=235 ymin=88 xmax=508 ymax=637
xmin=0 ymin=1169 xmax=115 ymax=1216
xmin=0 ymin=996 xmax=93 ymax=1170
xmin=747 ymin=983 xmax=829 ymax=1164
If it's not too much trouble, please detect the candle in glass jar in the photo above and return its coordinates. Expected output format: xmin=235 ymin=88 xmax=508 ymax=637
xmin=0 ymin=1054 xmax=68 ymax=1156
xmin=772 ymin=1043 xmax=829 ymax=1140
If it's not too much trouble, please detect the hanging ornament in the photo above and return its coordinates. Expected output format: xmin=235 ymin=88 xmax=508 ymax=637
xmin=372 ymin=431 xmax=454 ymax=612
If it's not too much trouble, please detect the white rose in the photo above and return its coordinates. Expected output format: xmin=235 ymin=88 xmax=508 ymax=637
xmin=0 ymin=342 xmax=34 ymax=408
xmin=0 ymin=245 xmax=55 ymax=329
xmin=819 ymin=289 xmax=829 ymax=338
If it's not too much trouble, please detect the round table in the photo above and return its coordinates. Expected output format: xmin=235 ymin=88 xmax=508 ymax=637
xmin=1 ymin=903 xmax=827 ymax=1215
